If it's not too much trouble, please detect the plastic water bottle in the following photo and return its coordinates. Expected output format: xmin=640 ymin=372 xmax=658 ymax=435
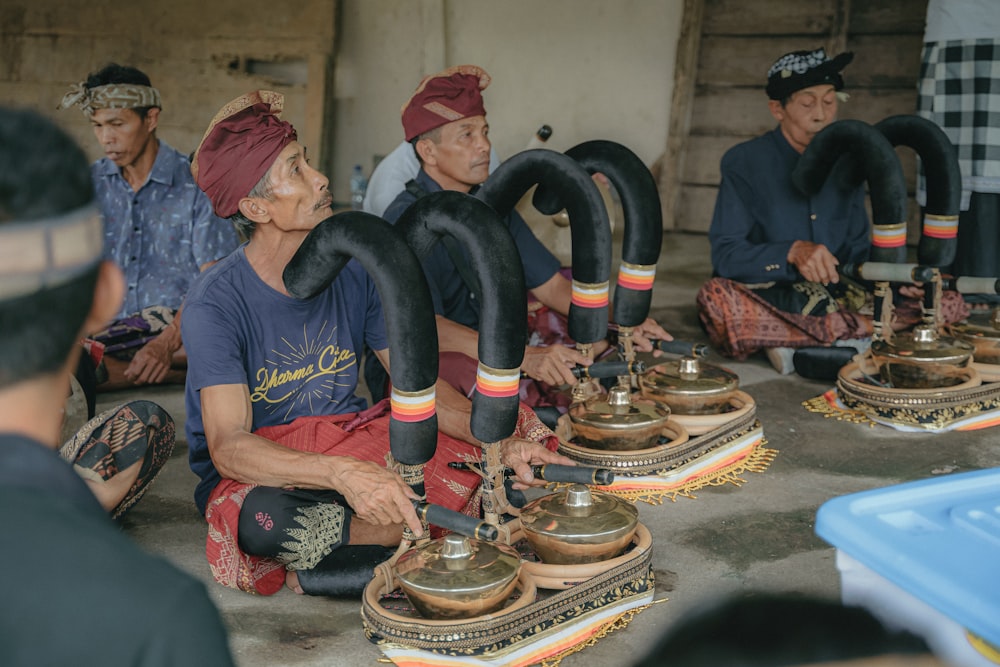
xmin=350 ymin=164 xmax=367 ymax=211
xmin=526 ymin=124 xmax=552 ymax=150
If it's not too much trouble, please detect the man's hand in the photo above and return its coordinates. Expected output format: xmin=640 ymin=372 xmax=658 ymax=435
xmin=628 ymin=317 xmax=672 ymax=353
xmin=499 ymin=438 xmax=577 ymax=490
xmin=331 ymin=458 xmax=424 ymax=536
xmin=124 ymin=335 xmax=174 ymax=385
xmin=521 ymin=345 xmax=592 ymax=386
xmin=787 ymin=240 xmax=840 ymax=285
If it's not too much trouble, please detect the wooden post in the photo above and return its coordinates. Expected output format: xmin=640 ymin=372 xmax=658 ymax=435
xmin=829 ymin=0 xmax=851 ymax=56
xmin=659 ymin=0 xmax=705 ymax=231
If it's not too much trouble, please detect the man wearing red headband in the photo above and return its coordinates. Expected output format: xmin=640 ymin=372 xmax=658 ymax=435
xmin=380 ymin=65 xmax=670 ymax=417
xmin=181 ymin=90 xmax=570 ymax=597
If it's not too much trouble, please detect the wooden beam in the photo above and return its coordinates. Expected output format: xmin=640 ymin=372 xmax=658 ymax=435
xmin=660 ymin=0 xmax=705 ymax=231
xmin=829 ymin=0 xmax=851 ymax=55
xmin=308 ymin=52 xmax=336 ymax=180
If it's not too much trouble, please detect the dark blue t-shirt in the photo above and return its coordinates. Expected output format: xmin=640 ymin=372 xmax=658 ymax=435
xmin=181 ymin=245 xmax=388 ymax=513
xmin=0 ymin=434 xmax=236 ymax=666
xmin=709 ymin=127 xmax=870 ymax=284
xmin=383 ymin=169 xmax=561 ymax=330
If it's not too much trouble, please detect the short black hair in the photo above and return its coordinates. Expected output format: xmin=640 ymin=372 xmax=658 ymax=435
xmin=85 ymin=62 xmax=157 ymax=120
xmin=0 ymin=106 xmax=101 ymax=388
xmin=632 ymin=592 xmax=929 ymax=667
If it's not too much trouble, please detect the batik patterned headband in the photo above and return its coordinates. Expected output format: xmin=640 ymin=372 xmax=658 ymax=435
xmin=0 ymin=205 xmax=104 ymax=300
xmin=57 ymin=82 xmax=161 ymax=116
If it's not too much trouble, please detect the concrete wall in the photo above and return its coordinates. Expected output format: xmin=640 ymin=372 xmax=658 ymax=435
xmin=0 ymin=0 xmax=682 ymax=208
xmin=333 ymin=0 xmax=683 ymax=204
xmin=0 ymin=0 xmax=336 ymax=174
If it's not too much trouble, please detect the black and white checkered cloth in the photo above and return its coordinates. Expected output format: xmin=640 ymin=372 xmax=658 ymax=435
xmin=917 ymin=38 xmax=1000 ymax=210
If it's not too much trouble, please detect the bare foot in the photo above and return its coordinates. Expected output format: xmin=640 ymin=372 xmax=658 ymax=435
xmin=80 ymin=459 xmax=142 ymax=513
xmin=285 ymin=569 xmax=304 ymax=595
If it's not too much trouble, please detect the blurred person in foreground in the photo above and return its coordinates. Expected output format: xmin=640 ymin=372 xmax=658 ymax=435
xmin=0 ymin=105 xmax=234 ymax=666
xmin=632 ymin=593 xmax=937 ymax=667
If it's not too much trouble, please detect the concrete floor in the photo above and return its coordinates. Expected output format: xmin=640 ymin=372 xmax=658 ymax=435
xmin=102 ymin=230 xmax=1000 ymax=666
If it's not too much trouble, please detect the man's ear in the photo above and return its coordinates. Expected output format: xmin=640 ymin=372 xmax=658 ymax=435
xmin=83 ymin=261 xmax=125 ymax=336
xmin=145 ymin=107 xmax=160 ymax=133
xmin=415 ymin=138 xmax=436 ymax=166
xmin=238 ymin=197 xmax=271 ymax=224
xmin=768 ymin=99 xmax=784 ymax=122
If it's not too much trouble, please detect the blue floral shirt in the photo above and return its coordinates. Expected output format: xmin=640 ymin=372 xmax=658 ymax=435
xmin=92 ymin=140 xmax=240 ymax=318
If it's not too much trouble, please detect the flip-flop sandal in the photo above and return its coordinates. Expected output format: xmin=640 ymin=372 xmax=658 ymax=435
xmin=59 ymin=402 xmax=127 ymax=469
xmin=59 ymin=400 xmax=176 ymax=521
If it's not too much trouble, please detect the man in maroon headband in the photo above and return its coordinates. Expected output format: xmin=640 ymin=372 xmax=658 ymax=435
xmin=181 ymin=90 xmax=570 ymax=597
xmin=380 ymin=65 xmax=670 ymax=418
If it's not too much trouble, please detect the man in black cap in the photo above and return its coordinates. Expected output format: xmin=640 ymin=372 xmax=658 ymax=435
xmin=698 ymin=48 xmax=968 ymax=375
xmin=697 ymin=48 xmax=878 ymax=374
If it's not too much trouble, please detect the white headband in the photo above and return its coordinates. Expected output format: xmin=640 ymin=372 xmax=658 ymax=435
xmin=0 ymin=205 xmax=104 ymax=300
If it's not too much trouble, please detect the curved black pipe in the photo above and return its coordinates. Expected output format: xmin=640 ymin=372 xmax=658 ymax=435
xmin=875 ymin=114 xmax=961 ymax=268
xmin=282 ymin=211 xmax=439 ymax=466
xmin=552 ymin=140 xmax=663 ymax=328
xmin=792 ymin=119 xmax=909 ymax=264
xmin=394 ymin=190 xmax=526 ymax=444
xmin=474 ymin=149 xmax=612 ymax=345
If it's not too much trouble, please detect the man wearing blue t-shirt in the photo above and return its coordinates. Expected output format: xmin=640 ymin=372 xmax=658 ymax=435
xmin=182 ymin=90 xmax=570 ymax=598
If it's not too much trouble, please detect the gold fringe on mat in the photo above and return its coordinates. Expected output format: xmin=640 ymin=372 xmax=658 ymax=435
xmin=538 ymin=599 xmax=668 ymax=667
xmin=610 ymin=442 xmax=779 ymax=506
xmin=802 ymin=394 xmax=877 ymax=427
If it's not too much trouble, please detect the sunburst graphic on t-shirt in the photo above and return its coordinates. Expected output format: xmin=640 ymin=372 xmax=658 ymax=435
xmin=250 ymin=320 xmax=358 ymax=421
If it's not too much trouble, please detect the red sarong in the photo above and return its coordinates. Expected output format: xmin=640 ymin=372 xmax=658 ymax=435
xmin=203 ymin=401 xmax=557 ymax=595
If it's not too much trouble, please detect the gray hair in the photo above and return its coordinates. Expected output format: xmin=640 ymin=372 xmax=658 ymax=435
xmin=410 ymin=126 xmax=443 ymax=165
xmin=227 ymin=165 xmax=274 ymax=241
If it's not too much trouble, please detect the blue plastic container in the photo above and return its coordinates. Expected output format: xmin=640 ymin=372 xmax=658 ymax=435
xmin=816 ymin=469 xmax=1000 ymax=666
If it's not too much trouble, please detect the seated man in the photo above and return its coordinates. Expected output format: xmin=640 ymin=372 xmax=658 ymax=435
xmin=0 ymin=105 xmax=234 ymax=666
xmin=379 ymin=65 xmax=670 ymax=412
xmin=362 ymin=139 xmax=500 ymax=217
xmin=182 ymin=90 xmax=570 ymax=597
xmin=696 ymin=48 xmax=968 ymax=374
xmin=58 ymin=63 xmax=240 ymax=391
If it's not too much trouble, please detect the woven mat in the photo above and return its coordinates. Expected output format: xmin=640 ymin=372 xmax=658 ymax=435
xmin=555 ymin=407 xmax=777 ymax=505
xmin=804 ymin=387 xmax=1000 ymax=432
xmin=373 ymin=592 xmax=658 ymax=667
xmin=363 ymin=530 xmax=658 ymax=667
xmin=803 ymin=361 xmax=1000 ymax=432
